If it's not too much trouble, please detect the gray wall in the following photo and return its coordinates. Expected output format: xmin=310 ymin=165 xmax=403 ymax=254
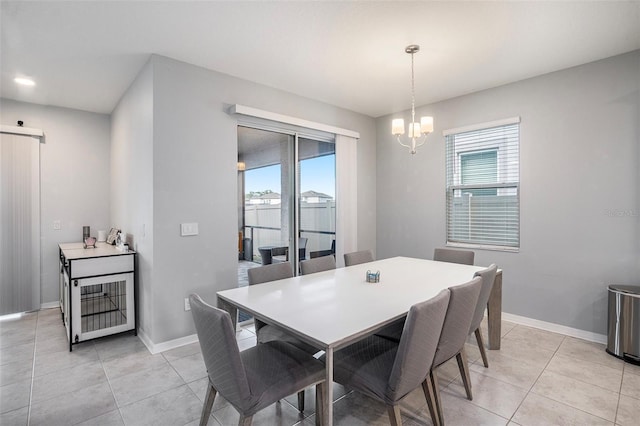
xmin=112 ymin=55 xmax=377 ymax=345
xmin=0 ymin=99 xmax=111 ymax=306
xmin=110 ymin=60 xmax=155 ymax=339
xmin=376 ymin=50 xmax=640 ymax=335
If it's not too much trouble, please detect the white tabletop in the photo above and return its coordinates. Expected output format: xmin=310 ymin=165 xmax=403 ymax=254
xmin=60 ymin=242 xmax=135 ymax=259
xmin=218 ymin=256 xmax=484 ymax=350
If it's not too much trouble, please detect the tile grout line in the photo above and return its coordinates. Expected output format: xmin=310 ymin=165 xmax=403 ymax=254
xmin=162 ymin=350 xmax=205 ymax=425
xmin=543 ymin=354 xmax=625 ymax=395
xmin=26 ymin=312 xmax=40 ymax=426
xmin=94 ymin=342 xmax=126 ymax=426
xmin=36 ymin=311 xmax=122 ymax=426
xmin=547 ymin=337 xmax=626 ymax=403
xmin=613 ymin=363 xmax=625 ymax=424
xmin=436 ymin=327 xmax=520 ymax=423
xmin=520 ymin=335 xmax=620 ymax=424
xmin=505 ymin=329 xmax=565 ymax=424
xmin=160 ymin=333 xmax=229 ymax=425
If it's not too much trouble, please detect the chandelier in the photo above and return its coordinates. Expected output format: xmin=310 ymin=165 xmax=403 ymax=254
xmin=392 ymin=45 xmax=433 ymax=154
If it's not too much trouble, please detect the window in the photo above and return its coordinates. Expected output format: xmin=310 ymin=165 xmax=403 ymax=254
xmin=460 ymin=150 xmax=497 ymax=196
xmin=445 ymin=118 xmax=520 ymax=250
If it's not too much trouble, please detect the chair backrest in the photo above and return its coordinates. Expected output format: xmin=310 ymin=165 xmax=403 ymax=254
xmin=469 ymin=264 xmax=497 ymax=333
xmin=300 ymin=255 xmax=336 ymax=275
xmin=299 ymin=237 xmax=308 ymax=250
xmin=433 ymin=247 xmax=475 ymax=265
xmin=247 ymin=262 xmax=293 ymax=285
xmin=189 ymin=294 xmax=250 ymax=410
xmin=344 ymin=249 xmax=374 ymax=267
xmin=387 ymin=289 xmax=450 ymax=402
xmin=298 ymin=237 xmax=308 ymax=261
xmin=310 ymin=240 xmax=336 ymax=259
xmin=433 ymin=276 xmax=482 ymax=367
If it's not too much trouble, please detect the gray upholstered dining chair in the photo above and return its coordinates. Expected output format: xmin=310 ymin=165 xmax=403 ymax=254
xmin=272 ymin=237 xmax=308 ymax=263
xmin=300 ymin=254 xmax=336 ymax=275
xmin=343 ymin=249 xmax=374 ymax=266
xmin=247 ymin=262 xmax=318 ymax=411
xmin=429 ymin=276 xmax=482 ymax=425
xmin=310 ymin=239 xmax=335 ymax=259
xmin=189 ymin=294 xmax=326 ymax=426
xmin=468 ymin=264 xmax=497 ymax=368
xmin=248 ymin=263 xmax=291 ymax=338
xmin=247 ymin=262 xmax=317 ymax=354
xmin=247 ymin=261 xmax=293 ymax=286
xmin=433 ymin=247 xmax=475 ymax=265
xmin=330 ymin=289 xmax=451 ymax=426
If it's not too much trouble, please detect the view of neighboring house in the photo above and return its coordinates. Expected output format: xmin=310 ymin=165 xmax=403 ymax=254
xmin=246 ymin=190 xmax=334 ymax=205
xmin=246 ymin=191 xmax=281 ymax=205
xmin=300 ymin=190 xmax=333 ymax=203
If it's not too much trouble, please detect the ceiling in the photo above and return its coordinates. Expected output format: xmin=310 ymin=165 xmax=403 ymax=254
xmin=1 ymin=1 xmax=639 ymax=118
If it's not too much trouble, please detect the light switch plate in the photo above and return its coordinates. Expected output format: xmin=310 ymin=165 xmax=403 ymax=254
xmin=180 ymin=222 xmax=198 ymax=236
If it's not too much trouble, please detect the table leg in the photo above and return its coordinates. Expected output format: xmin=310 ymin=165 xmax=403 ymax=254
xmin=324 ymin=347 xmax=333 ymax=426
xmin=487 ymin=270 xmax=502 ymax=350
xmin=217 ymin=297 xmax=238 ymax=332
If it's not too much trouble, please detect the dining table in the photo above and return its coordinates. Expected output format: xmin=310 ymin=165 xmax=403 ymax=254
xmin=217 ymin=256 xmax=502 ymax=426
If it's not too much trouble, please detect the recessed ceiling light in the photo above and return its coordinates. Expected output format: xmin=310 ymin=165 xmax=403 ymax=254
xmin=14 ymin=77 xmax=35 ymax=86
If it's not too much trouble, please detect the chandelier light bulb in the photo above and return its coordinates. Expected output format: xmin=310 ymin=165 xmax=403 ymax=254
xmin=392 ymin=119 xmax=405 ymax=136
xmin=420 ymin=116 xmax=434 ymax=134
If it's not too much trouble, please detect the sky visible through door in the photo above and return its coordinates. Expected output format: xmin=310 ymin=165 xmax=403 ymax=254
xmin=245 ymin=155 xmax=335 ymax=198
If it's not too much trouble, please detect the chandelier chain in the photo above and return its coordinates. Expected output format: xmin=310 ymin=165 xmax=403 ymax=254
xmin=392 ymin=44 xmax=433 ymax=154
xmin=411 ymin=51 xmax=416 ymax=125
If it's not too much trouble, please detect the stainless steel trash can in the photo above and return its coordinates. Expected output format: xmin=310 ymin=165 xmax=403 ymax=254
xmin=243 ymin=238 xmax=252 ymax=261
xmin=607 ymin=285 xmax=640 ymax=364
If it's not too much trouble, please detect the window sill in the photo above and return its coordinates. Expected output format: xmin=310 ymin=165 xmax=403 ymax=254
xmin=446 ymin=242 xmax=519 ymax=253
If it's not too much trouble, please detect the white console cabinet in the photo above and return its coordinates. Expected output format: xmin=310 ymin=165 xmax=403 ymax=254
xmin=59 ymin=243 xmax=136 ymax=351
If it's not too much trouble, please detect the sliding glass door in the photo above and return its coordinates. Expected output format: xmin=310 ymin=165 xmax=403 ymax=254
xmin=237 ymin=127 xmax=335 ymax=279
xmin=238 ymin=127 xmax=294 ymax=272
xmin=298 ymin=138 xmax=336 ymax=261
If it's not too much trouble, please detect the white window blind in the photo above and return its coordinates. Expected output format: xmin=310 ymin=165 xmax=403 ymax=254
xmin=445 ymin=121 xmax=520 ymax=250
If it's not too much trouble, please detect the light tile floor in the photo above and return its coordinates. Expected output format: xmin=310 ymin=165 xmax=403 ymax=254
xmin=1 ymin=308 xmax=639 ymax=425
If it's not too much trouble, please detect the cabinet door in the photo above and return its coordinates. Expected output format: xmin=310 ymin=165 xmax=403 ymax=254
xmin=59 ymin=259 xmax=64 ymax=312
xmin=70 ymin=273 xmax=134 ymax=342
xmin=63 ymin=270 xmax=70 ymax=340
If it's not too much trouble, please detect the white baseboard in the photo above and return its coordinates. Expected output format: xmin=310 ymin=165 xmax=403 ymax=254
xmin=502 ymin=312 xmax=607 ymax=345
xmin=40 ymin=301 xmax=59 ymax=309
xmin=137 ymin=329 xmax=154 ymax=352
xmin=138 ymin=328 xmax=199 ymax=355
xmin=138 ymin=312 xmax=607 ymax=355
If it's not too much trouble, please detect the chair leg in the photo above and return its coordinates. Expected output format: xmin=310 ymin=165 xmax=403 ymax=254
xmin=422 ymin=376 xmax=440 ymax=426
xmin=474 ymin=328 xmax=489 ymax=368
xmin=387 ymin=405 xmax=402 ymax=426
xmin=456 ymin=349 xmax=473 ymax=400
xmin=238 ymin=415 xmax=252 ymax=426
xmin=315 ymin=383 xmax=325 ymax=426
xmin=430 ymin=370 xmax=445 ymax=425
xmin=200 ymin=383 xmax=217 ymax=426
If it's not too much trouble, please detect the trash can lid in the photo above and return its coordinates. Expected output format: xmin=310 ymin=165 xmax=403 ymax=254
xmin=609 ymin=284 xmax=640 ymax=295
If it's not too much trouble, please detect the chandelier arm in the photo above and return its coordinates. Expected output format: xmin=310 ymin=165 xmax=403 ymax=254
xmin=396 ymin=135 xmax=412 ymax=149
xmin=414 ymin=134 xmax=428 ymax=149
